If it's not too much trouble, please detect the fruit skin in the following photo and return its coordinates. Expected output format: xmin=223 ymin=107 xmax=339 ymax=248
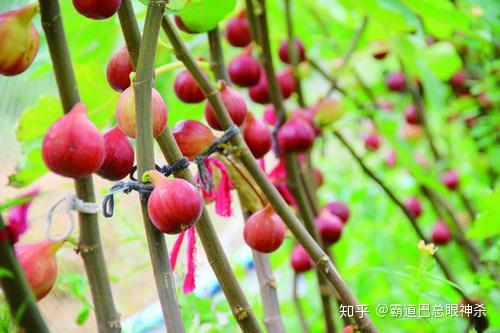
xmin=278 ymin=38 xmax=306 ymax=64
xmin=277 ymin=68 xmax=296 ymax=100
xmin=106 ymin=47 xmax=134 ymax=92
xmin=342 ymin=326 xmax=355 ymax=333
xmin=173 ymin=120 xmax=216 ymax=160
xmin=243 ymin=113 xmax=272 ymax=159
xmin=277 ymin=118 xmax=315 ymax=153
xmin=364 ymin=133 xmax=381 ymax=151
xmin=312 ymin=98 xmax=344 ymax=126
xmin=249 ymin=70 xmax=271 ymax=104
xmin=0 ymin=3 xmax=40 ymax=76
xmin=325 ymin=201 xmax=350 ymax=224
xmin=228 ymin=53 xmax=261 ymax=87
xmin=243 ymin=204 xmax=286 ymax=253
xmin=291 ymin=244 xmax=313 ymax=273
xmin=263 ymin=105 xmax=277 ymax=126
xmin=42 ymin=103 xmax=105 ymax=178
xmin=147 ymin=171 xmax=203 ymax=234
xmin=205 ymin=81 xmax=248 ymax=130
xmin=96 ymin=126 xmax=135 ymax=181
xmin=174 ymin=69 xmax=206 ymax=104
xmin=404 ymin=105 xmax=420 ymax=125
xmin=405 ymin=197 xmax=422 ymax=218
xmin=15 ymin=240 xmax=63 ymax=301
xmin=450 ymin=70 xmax=469 ymax=96
xmin=316 ymin=212 xmax=343 ymax=245
xmin=431 ymin=220 xmax=452 ymax=245
xmin=72 ymin=0 xmax=121 ymax=19
xmin=476 ymin=92 xmax=492 ymax=109
xmin=225 ymin=12 xmax=251 ymax=47
xmin=385 ymin=72 xmax=406 ymax=92
xmin=116 ymin=87 xmax=167 ymax=138
xmin=441 ymin=169 xmax=459 ymax=190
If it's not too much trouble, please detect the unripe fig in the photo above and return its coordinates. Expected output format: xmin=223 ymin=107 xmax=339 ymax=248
xmin=431 ymin=220 xmax=452 ymax=245
xmin=243 ymin=204 xmax=286 ymax=253
xmin=278 ymin=38 xmax=306 ymax=64
xmin=174 ymin=15 xmax=196 ymax=34
xmin=277 ymin=68 xmax=296 ymax=100
xmin=0 ymin=3 xmax=40 ymax=76
xmin=174 ymin=69 xmax=206 ymax=104
xmin=228 ymin=53 xmax=261 ymax=87
xmin=404 ymin=105 xmax=420 ymax=125
xmin=106 ymin=47 xmax=134 ymax=92
xmin=364 ymin=133 xmax=381 ymax=151
xmin=15 ymin=240 xmax=63 ymax=301
xmin=243 ymin=113 xmax=272 ymax=159
xmin=96 ymin=126 xmax=134 ymax=181
xmin=225 ymin=12 xmax=251 ymax=47
xmin=72 ymin=0 xmax=121 ymax=19
xmin=116 ymin=87 xmax=167 ymax=138
xmin=316 ymin=212 xmax=343 ymax=245
xmin=263 ymin=105 xmax=277 ymax=125
xmin=173 ymin=120 xmax=216 ymax=160
xmin=441 ymin=169 xmax=459 ymax=190
xmin=325 ymin=200 xmax=350 ymax=224
xmin=312 ymin=98 xmax=344 ymax=126
xmin=205 ymin=81 xmax=248 ymax=130
xmin=42 ymin=103 xmax=105 ymax=178
xmin=146 ymin=171 xmax=203 ymax=234
xmin=291 ymin=244 xmax=313 ymax=273
xmin=402 ymin=123 xmax=423 ymax=141
xmin=249 ymin=70 xmax=271 ymax=104
xmin=313 ymin=167 xmax=324 ymax=187
xmin=405 ymin=197 xmax=422 ymax=218
xmin=476 ymin=92 xmax=492 ymax=109
xmin=277 ymin=118 xmax=315 ymax=153
xmin=385 ymin=72 xmax=406 ymax=92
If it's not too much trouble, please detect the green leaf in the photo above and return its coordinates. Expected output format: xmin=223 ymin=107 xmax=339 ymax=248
xmin=468 ymin=189 xmax=500 ymax=239
xmin=178 ymin=0 xmax=237 ymax=33
xmin=76 ymin=304 xmax=90 ymax=326
xmin=8 ymin=148 xmax=48 ymax=188
xmin=16 ymin=96 xmax=62 ymax=143
xmin=0 ymin=268 xmax=13 ymax=279
xmin=420 ymin=42 xmax=463 ymax=81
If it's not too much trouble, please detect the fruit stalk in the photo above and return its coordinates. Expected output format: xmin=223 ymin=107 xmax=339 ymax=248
xmin=160 ymin=11 xmax=379 ymax=333
xmin=0 ymin=215 xmax=49 ymax=333
xmin=38 ymin=1 xmax=121 ymax=331
xmin=130 ymin=1 xmax=185 ymax=332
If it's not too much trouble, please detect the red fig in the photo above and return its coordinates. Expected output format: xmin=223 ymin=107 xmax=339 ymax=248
xmin=385 ymin=72 xmax=406 ymax=92
xmin=277 ymin=68 xmax=296 ymax=100
xmin=277 ymin=118 xmax=315 ymax=152
xmin=249 ymin=70 xmax=271 ymax=104
xmin=291 ymin=244 xmax=313 ymax=273
xmin=146 ymin=171 xmax=203 ymax=234
xmin=243 ymin=204 xmax=286 ymax=253
xmin=325 ymin=201 xmax=350 ymax=224
xmin=450 ymin=70 xmax=469 ymax=95
xmin=243 ymin=113 xmax=272 ymax=159
xmin=263 ymin=105 xmax=277 ymax=126
xmin=42 ymin=103 xmax=105 ymax=178
xmin=441 ymin=169 xmax=459 ymax=190
xmin=228 ymin=53 xmax=261 ymax=87
xmin=116 ymin=87 xmax=167 ymax=138
xmin=72 ymin=0 xmax=121 ymax=19
xmin=225 ymin=12 xmax=251 ymax=47
xmin=431 ymin=220 xmax=452 ymax=245
xmin=364 ymin=133 xmax=381 ymax=151
xmin=173 ymin=120 xmax=216 ymax=160
xmin=205 ymin=81 xmax=248 ymax=130
xmin=313 ymin=167 xmax=324 ymax=187
xmin=15 ymin=240 xmax=63 ymax=301
xmin=106 ymin=47 xmax=134 ymax=92
xmin=96 ymin=126 xmax=135 ymax=181
xmin=174 ymin=69 xmax=206 ymax=104
xmin=404 ymin=105 xmax=420 ymax=125
xmin=405 ymin=197 xmax=422 ymax=219
xmin=0 ymin=3 xmax=40 ymax=76
xmin=278 ymin=38 xmax=306 ymax=64
xmin=316 ymin=212 xmax=343 ymax=245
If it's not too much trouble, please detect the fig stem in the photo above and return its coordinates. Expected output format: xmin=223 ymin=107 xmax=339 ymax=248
xmin=39 ymin=1 xmax=121 ymax=331
xmin=284 ymin=0 xmax=305 ymax=107
xmin=154 ymin=60 xmax=210 ymax=77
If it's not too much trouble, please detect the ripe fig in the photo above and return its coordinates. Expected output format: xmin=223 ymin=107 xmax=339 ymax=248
xmin=312 ymin=98 xmax=344 ymax=126
xmin=205 ymin=81 xmax=248 ymax=130
xmin=173 ymin=120 xmax=216 ymax=160
xmin=146 ymin=170 xmax=203 ymax=234
xmin=96 ymin=126 xmax=134 ymax=181
xmin=277 ymin=68 xmax=296 ymax=100
xmin=291 ymin=244 xmax=313 ymax=273
xmin=174 ymin=69 xmax=206 ymax=104
xmin=405 ymin=197 xmax=422 ymax=218
xmin=364 ymin=133 xmax=381 ymax=151
xmin=243 ymin=112 xmax=272 ymax=159
xmin=441 ymin=169 xmax=459 ymax=190
xmin=402 ymin=123 xmax=423 ymax=141
xmin=316 ymin=212 xmax=343 ymax=245
xmin=385 ymin=72 xmax=406 ymax=92
xmin=15 ymin=240 xmax=63 ymax=301
xmin=431 ymin=220 xmax=452 ymax=245
xmin=228 ymin=53 xmax=261 ymax=87
xmin=450 ymin=70 xmax=469 ymax=96
xmin=116 ymin=87 xmax=167 ymax=138
xmin=325 ymin=200 xmax=350 ymax=224
xmin=42 ymin=103 xmax=105 ymax=178
xmin=277 ymin=118 xmax=315 ymax=152
xmin=263 ymin=105 xmax=277 ymax=126
xmin=0 ymin=3 xmax=40 ymax=76
xmin=404 ymin=105 xmax=420 ymax=125
xmin=72 ymin=0 xmax=121 ymax=19
xmin=249 ymin=70 xmax=271 ymax=104
xmin=243 ymin=204 xmax=286 ymax=253
xmin=278 ymin=38 xmax=306 ymax=64
xmin=225 ymin=12 xmax=251 ymax=47
xmin=106 ymin=47 xmax=134 ymax=92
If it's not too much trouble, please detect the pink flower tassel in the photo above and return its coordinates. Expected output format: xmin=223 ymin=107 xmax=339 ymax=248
xmin=6 ymin=188 xmax=39 ymax=244
xmin=197 ymin=157 xmax=234 ymax=218
xmin=183 ymin=227 xmax=197 ymax=294
xmin=169 ymin=230 xmax=186 ymax=270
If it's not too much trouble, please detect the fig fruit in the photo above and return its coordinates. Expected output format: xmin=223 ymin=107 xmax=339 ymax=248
xmin=225 ymin=11 xmax=251 ymax=47
xmin=291 ymin=244 xmax=313 ymax=273
xmin=96 ymin=126 xmax=135 ymax=181
xmin=243 ymin=204 xmax=286 ymax=253
xmin=174 ymin=69 xmax=206 ymax=104
xmin=277 ymin=118 xmax=315 ymax=153
xmin=278 ymin=38 xmax=306 ymax=64
xmin=325 ymin=201 xmax=350 ymax=224
xmin=205 ymin=81 xmax=248 ymax=130
xmin=316 ymin=211 xmax=343 ymax=245
xmin=441 ymin=169 xmax=459 ymax=190
xmin=404 ymin=105 xmax=420 ymax=125
xmin=312 ymin=98 xmax=344 ymax=126
xmin=385 ymin=72 xmax=406 ymax=92
xmin=106 ymin=47 xmax=134 ymax=92
xmin=228 ymin=53 xmax=261 ymax=87
xmin=364 ymin=133 xmax=381 ymax=151
xmin=243 ymin=112 xmax=272 ymax=159
xmin=431 ymin=220 xmax=452 ymax=245
xmin=405 ymin=197 xmax=422 ymax=219
xmin=173 ymin=120 xmax=216 ymax=160
xmin=72 ymin=0 xmax=121 ymax=19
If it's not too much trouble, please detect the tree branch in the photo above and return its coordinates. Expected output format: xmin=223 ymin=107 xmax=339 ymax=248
xmin=284 ymin=0 xmax=305 ymax=107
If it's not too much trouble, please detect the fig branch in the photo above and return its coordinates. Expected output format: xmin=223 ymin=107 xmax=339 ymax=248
xmin=284 ymin=0 xmax=305 ymax=107
xmin=160 ymin=10 xmax=379 ymax=333
xmin=38 ymin=1 xmax=121 ymax=331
